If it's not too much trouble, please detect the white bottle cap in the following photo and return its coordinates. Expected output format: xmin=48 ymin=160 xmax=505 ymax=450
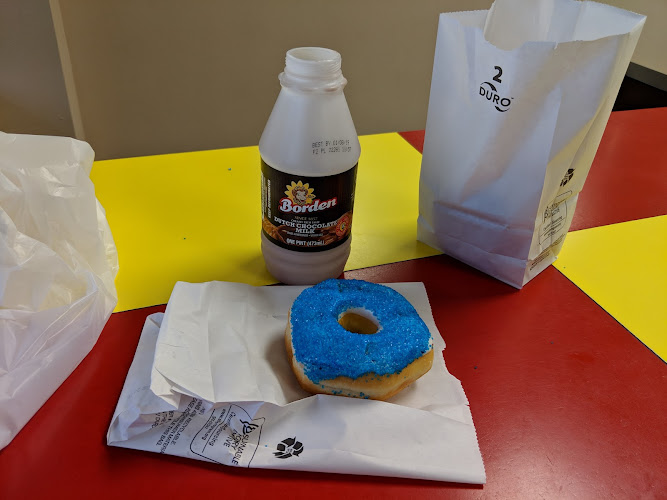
xmin=280 ymin=47 xmax=347 ymax=91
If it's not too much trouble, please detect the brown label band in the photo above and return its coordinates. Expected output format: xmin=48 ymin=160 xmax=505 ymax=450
xmin=260 ymin=159 xmax=357 ymax=253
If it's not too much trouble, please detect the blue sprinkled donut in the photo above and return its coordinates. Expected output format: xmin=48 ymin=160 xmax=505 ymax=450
xmin=285 ymin=279 xmax=433 ymax=400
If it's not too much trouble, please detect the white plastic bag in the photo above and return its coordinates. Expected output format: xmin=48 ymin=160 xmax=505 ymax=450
xmin=0 ymin=133 xmax=118 ymax=450
xmin=418 ymin=0 xmax=645 ymax=288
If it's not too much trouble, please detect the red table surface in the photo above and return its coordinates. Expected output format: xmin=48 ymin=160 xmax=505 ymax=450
xmin=1 ymin=109 xmax=666 ymax=499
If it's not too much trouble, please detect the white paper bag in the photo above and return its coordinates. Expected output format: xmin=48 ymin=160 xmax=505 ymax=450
xmin=418 ymin=0 xmax=645 ymax=288
xmin=107 ymin=281 xmax=486 ymax=483
xmin=0 ymin=133 xmax=118 ymax=449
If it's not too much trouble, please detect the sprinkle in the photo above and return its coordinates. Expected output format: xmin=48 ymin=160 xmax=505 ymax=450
xmin=290 ymin=279 xmax=432 ymax=383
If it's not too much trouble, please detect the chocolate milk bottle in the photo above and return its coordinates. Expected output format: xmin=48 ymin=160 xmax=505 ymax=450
xmin=259 ymin=47 xmax=361 ymax=285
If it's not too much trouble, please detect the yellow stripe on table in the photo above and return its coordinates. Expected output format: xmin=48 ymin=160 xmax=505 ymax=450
xmin=555 ymin=215 xmax=667 ymax=361
xmin=91 ymin=133 xmax=440 ymax=312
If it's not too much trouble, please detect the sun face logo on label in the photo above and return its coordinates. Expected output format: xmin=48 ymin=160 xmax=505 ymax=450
xmin=279 ymin=180 xmax=338 ymax=214
xmin=479 ymin=65 xmax=513 ymax=112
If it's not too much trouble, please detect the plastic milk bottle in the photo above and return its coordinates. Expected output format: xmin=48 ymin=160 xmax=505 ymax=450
xmin=259 ymin=47 xmax=361 ymax=284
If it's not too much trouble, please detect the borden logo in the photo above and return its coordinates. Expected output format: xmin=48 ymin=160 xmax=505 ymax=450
xmin=280 ymin=180 xmax=337 ymax=213
xmin=479 ymin=66 xmax=512 ymax=113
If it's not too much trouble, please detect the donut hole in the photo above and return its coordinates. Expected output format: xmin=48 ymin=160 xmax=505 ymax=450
xmin=338 ymin=311 xmax=379 ymax=335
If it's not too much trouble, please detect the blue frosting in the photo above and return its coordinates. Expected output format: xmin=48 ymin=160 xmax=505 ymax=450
xmin=289 ymin=279 xmax=432 ymax=383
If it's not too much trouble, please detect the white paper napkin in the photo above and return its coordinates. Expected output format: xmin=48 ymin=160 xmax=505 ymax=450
xmin=107 ymin=281 xmax=485 ymax=483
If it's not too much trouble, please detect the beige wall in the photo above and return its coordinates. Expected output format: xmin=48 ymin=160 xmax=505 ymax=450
xmin=598 ymin=0 xmax=667 ymax=75
xmin=51 ymin=0 xmax=493 ymax=160
xmin=1 ymin=1 xmax=664 ymax=160
xmin=0 ymin=0 xmax=74 ymax=137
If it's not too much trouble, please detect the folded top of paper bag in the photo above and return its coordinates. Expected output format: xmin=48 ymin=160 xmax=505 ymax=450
xmin=484 ymin=0 xmax=645 ymax=50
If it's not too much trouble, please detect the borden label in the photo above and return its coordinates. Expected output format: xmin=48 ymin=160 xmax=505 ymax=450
xmin=261 ymin=159 xmax=357 ymax=252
